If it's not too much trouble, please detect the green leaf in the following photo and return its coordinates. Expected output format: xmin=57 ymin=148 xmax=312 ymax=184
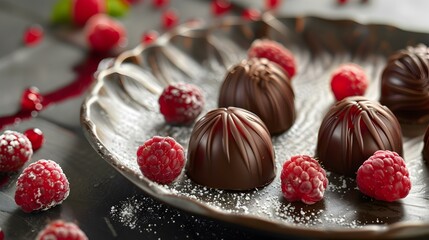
xmin=107 ymin=0 xmax=130 ymax=18
xmin=51 ymin=0 xmax=72 ymax=24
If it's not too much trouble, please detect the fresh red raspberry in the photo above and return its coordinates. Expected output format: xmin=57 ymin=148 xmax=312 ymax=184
xmin=211 ymin=0 xmax=232 ymax=16
xmin=36 ymin=220 xmax=88 ymax=240
xmin=23 ymin=25 xmax=44 ymax=47
xmin=21 ymin=87 xmax=43 ymax=112
xmin=0 ymin=227 xmax=4 ymax=240
xmin=24 ymin=128 xmax=45 ymax=151
xmin=248 ymin=39 xmax=297 ymax=79
xmin=330 ymin=63 xmax=368 ymax=101
xmin=141 ymin=30 xmax=158 ymax=44
xmin=72 ymin=0 xmax=106 ymax=26
xmin=15 ymin=159 xmax=70 ymax=212
xmin=265 ymin=0 xmax=281 ymax=10
xmin=136 ymin=136 xmax=185 ymax=184
xmin=356 ymin=150 xmax=411 ymax=202
xmin=281 ymin=155 xmax=328 ymax=205
xmin=161 ymin=9 xmax=179 ymax=29
xmin=0 ymin=130 xmax=33 ymax=172
xmin=152 ymin=0 xmax=169 ymax=8
xmin=85 ymin=14 xmax=126 ymax=52
xmin=241 ymin=8 xmax=261 ymax=21
xmin=158 ymin=82 xmax=204 ymax=125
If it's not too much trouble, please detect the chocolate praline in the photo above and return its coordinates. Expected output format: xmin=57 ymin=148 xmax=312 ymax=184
xmin=218 ymin=58 xmax=296 ymax=135
xmin=186 ymin=107 xmax=276 ymax=190
xmin=316 ymin=96 xmax=403 ymax=176
xmin=380 ymin=44 xmax=429 ymax=123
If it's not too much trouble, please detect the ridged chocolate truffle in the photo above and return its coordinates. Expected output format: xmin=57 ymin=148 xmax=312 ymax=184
xmin=218 ymin=58 xmax=296 ymax=135
xmin=186 ymin=107 xmax=275 ymax=190
xmin=380 ymin=44 xmax=429 ymax=123
xmin=316 ymin=97 xmax=403 ymax=176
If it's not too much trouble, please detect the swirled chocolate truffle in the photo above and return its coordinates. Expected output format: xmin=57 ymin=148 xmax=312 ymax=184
xmin=316 ymin=97 xmax=403 ymax=176
xmin=186 ymin=107 xmax=275 ymax=190
xmin=218 ymin=58 xmax=295 ymax=135
xmin=380 ymin=44 xmax=429 ymax=123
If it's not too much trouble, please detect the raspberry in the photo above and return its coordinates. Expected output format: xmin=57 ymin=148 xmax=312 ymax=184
xmin=265 ymin=0 xmax=281 ymax=10
xmin=158 ymin=82 xmax=204 ymax=125
xmin=136 ymin=136 xmax=185 ymax=184
xmin=23 ymin=25 xmax=44 ymax=47
xmin=241 ymin=8 xmax=261 ymax=21
xmin=141 ymin=30 xmax=158 ymax=44
xmin=15 ymin=159 xmax=70 ymax=212
xmin=281 ymin=155 xmax=328 ymax=205
xmin=0 ymin=130 xmax=33 ymax=172
xmin=72 ymin=0 xmax=106 ymax=26
xmin=248 ymin=39 xmax=297 ymax=79
xmin=211 ymin=0 xmax=232 ymax=16
xmin=85 ymin=14 xmax=126 ymax=52
xmin=356 ymin=150 xmax=411 ymax=202
xmin=21 ymin=87 xmax=43 ymax=112
xmin=36 ymin=220 xmax=88 ymax=240
xmin=161 ymin=9 xmax=179 ymax=29
xmin=152 ymin=0 xmax=169 ymax=8
xmin=330 ymin=63 xmax=368 ymax=101
xmin=24 ymin=128 xmax=44 ymax=151
xmin=0 ymin=228 xmax=4 ymax=240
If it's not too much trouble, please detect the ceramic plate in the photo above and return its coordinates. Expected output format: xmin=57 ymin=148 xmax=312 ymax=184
xmin=81 ymin=14 xmax=429 ymax=239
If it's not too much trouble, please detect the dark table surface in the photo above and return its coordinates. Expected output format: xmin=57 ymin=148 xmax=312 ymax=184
xmin=1 ymin=0 xmax=429 ymax=239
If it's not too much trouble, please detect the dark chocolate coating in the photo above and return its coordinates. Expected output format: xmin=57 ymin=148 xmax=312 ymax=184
xmin=316 ymin=97 xmax=403 ymax=176
xmin=380 ymin=44 xmax=429 ymax=123
xmin=218 ymin=58 xmax=296 ymax=135
xmin=186 ymin=107 xmax=276 ymax=190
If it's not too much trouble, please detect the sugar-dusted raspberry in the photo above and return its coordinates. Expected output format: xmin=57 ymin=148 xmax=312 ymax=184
xmin=356 ymin=150 xmax=411 ymax=202
xmin=72 ymin=0 xmax=106 ymax=26
xmin=158 ymin=82 xmax=204 ymax=125
xmin=36 ymin=220 xmax=88 ymax=240
xmin=24 ymin=128 xmax=44 ymax=151
xmin=248 ymin=39 xmax=297 ymax=79
xmin=281 ymin=155 xmax=328 ymax=205
xmin=0 ymin=130 xmax=33 ymax=172
xmin=15 ymin=159 xmax=70 ymax=212
xmin=23 ymin=25 xmax=44 ymax=47
xmin=137 ymin=136 xmax=185 ymax=184
xmin=330 ymin=63 xmax=368 ymax=101
xmin=85 ymin=14 xmax=126 ymax=52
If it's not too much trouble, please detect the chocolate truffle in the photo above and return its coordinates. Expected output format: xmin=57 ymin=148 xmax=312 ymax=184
xmin=186 ymin=107 xmax=275 ymax=190
xmin=380 ymin=44 xmax=429 ymax=123
xmin=316 ymin=97 xmax=403 ymax=176
xmin=218 ymin=58 xmax=296 ymax=135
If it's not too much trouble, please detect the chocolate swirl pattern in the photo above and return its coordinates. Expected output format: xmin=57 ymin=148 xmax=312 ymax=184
xmin=316 ymin=97 xmax=403 ymax=176
xmin=380 ymin=44 xmax=429 ymax=123
xmin=218 ymin=58 xmax=296 ymax=135
xmin=186 ymin=107 xmax=275 ymax=190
